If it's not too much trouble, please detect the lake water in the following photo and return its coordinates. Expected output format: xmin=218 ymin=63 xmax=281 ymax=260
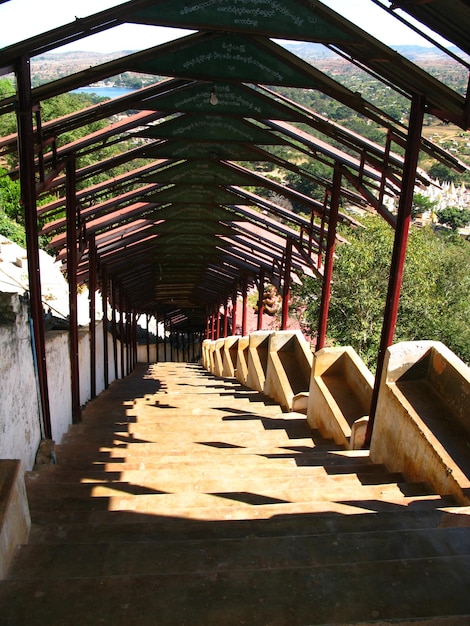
xmin=72 ymin=87 xmax=135 ymax=99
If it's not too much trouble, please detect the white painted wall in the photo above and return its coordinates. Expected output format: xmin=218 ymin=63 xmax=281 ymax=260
xmin=45 ymin=329 xmax=72 ymax=445
xmin=0 ymin=292 xmax=131 ymax=471
xmin=0 ymin=293 xmax=42 ymax=471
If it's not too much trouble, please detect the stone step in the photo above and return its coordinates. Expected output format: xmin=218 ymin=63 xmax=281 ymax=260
xmin=25 ymin=481 xmax=439 ymax=514
xmin=27 ymin=493 xmax=459 ymax=525
xmin=27 ymin=506 xmax=470 ymax=545
xmin=64 ymin=416 xmax=314 ymax=437
xmin=56 ymin=434 xmax=317 ymax=451
xmin=9 ymin=526 xmax=470 ymax=580
xmin=25 ymin=453 xmax=388 ymax=476
xmin=26 ymin=462 xmax=393 ymax=485
xmin=1 ymin=555 xmax=470 ymax=625
xmin=26 ymin=470 xmax=405 ymax=496
xmin=52 ymin=440 xmax=351 ymax=462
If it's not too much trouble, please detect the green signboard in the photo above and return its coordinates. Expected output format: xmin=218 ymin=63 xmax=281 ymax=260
xmin=131 ymin=32 xmax=317 ymax=88
xmin=143 ymin=159 xmax=260 ymax=185
xmin=139 ymin=81 xmax=301 ymax=121
xmin=145 ymin=184 xmax=244 ymax=205
xmin=144 ymin=140 xmax=268 ymax=161
xmin=148 ymin=204 xmax=237 ymax=222
xmin=138 ymin=113 xmax=284 ymax=144
xmin=128 ymin=0 xmax=352 ymax=44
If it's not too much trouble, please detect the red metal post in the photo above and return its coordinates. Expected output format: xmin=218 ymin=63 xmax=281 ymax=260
xmin=66 ymin=156 xmax=81 ymax=423
xmin=155 ymin=312 xmax=160 ymax=363
xmin=101 ymin=263 xmax=109 ymax=389
xmin=316 ymin=166 xmax=342 ymax=352
xmin=241 ymin=279 xmax=248 ymax=337
xmin=110 ymin=279 xmax=118 ymax=380
xmin=15 ymin=56 xmax=52 ymax=438
xmin=88 ymin=234 xmax=97 ymax=399
xmin=216 ymin=307 xmax=221 ymax=340
xmin=317 ymin=190 xmax=328 ymax=270
xmin=170 ymin=319 xmax=174 ymax=362
xmin=146 ymin=314 xmax=150 ymax=363
xmin=281 ymin=239 xmax=293 ymax=331
xmin=223 ymin=299 xmax=229 ymax=337
xmin=119 ymin=290 xmax=125 ymax=377
xmin=366 ymin=95 xmax=425 ymax=445
xmin=163 ymin=315 xmax=168 ymax=361
xmin=257 ymin=269 xmax=265 ymax=331
xmin=232 ymin=286 xmax=238 ymax=335
xmin=132 ymin=309 xmax=138 ymax=369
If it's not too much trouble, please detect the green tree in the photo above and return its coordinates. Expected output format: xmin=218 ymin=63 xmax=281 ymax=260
xmin=428 ymin=163 xmax=458 ymax=184
xmin=295 ymin=215 xmax=470 ymax=369
xmin=437 ymin=206 xmax=470 ymax=231
xmin=0 ymin=78 xmax=17 ymax=141
xmin=412 ymin=192 xmax=437 ymax=219
xmin=0 ymin=171 xmax=25 ymax=246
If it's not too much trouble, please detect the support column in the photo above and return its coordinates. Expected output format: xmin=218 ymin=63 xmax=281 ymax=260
xmin=210 ymin=309 xmax=216 ymax=340
xmin=155 ymin=312 xmax=159 ymax=363
xmin=146 ymin=314 xmax=150 ymax=363
xmin=223 ymin=299 xmax=229 ymax=337
xmin=119 ymin=291 xmax=125 ymax=378
xmin=241 ymin=278 xmax=248 ymax=337
xmin=16 ymin=56 xmax=52 ymax=438
xmin=88 ymin=235 xmax=97 ymax=399
xmin=216 ymin=307 xmax=221 ymax=340
xmin=163 ymin=315 xmax=168 ymax=362
xmin=101 ymin=263 xmax=109 ymax=389
xmin=316 ymin=166 xmax=342 ymax=352
xmin=281 ymin=239 xmax=293 ymax=331
xmin=257 ymin=269 xmax=265 ymax=331
xmin=366 ymin=95 xmax=426 ymax=445
xmin=66 ymin=156 xmax=81 ymax=423
xmin=132 ymin=309 xmax=138 ymax=370
xmin=232 ymin=286 xmax=238 ymax=335
xmin=111 ymin=279 xmax=118 ymax=380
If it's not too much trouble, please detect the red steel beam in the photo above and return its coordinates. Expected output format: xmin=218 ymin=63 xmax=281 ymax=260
xmin=257 ymin=269 xmax=265 ymax=331
xmin=281 ymin=239 xmax=293 ymax=331
xmin=66 ymin=156 xmax=81 ymax=423
xmin=241 ymin=279 xmax=248 ymax=337
xmin=316 ymin=166 xmax=342 ymax=351
xmin=101 ymin=263 xmax=109 ymax=389
xmin=15 ymin=56 xmax=52 ymax=439
xmin=366 ymin=94 xmax=426 ymax=446
xmin=89 ymin=235 xmax=97 ymax=400
xmin=232 ymin=287 xmax=238 ymax=336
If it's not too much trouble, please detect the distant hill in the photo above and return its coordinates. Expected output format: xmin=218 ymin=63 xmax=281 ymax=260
xmin=280 ymin=42 xmax=467 ymax=63
xmin=31 ymin=44 xmax=468 ymax=88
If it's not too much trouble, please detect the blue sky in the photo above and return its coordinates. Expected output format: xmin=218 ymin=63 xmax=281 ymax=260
xmin=0 ymin=0 xmax=439 ymax=52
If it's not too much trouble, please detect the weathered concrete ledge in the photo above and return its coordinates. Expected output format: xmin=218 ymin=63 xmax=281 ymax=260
xmin=222 ymin=336 xmax=239 ymax=378
xmin=0 ymin=460 xmax=30 ymax=579
xmin=370 ymin=341 xmax=470 ymax=505
xmin=213 ymin=339 xmax=225 ymax=377
xmin=235 ymin=336 xmax=249 ymax=386
xmin=246 ymin=330 xmax=272 ymax=393
xmin=201 ymin=339 xmax=212 ymax=372
xmin=264 ymin=330 xmax=313 ymax=411
xmin=307 ymin=346 xmax=374 ymax=449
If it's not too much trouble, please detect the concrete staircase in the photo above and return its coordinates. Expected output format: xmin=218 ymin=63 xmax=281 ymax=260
xmin=1 ymin=362 xmax=470 ymax=625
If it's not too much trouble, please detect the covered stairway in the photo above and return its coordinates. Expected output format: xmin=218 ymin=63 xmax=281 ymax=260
xmin=2 ymin=362 xmax=470 ymax=625
xmin=1 ymin=1 xmax=470 ymax=623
